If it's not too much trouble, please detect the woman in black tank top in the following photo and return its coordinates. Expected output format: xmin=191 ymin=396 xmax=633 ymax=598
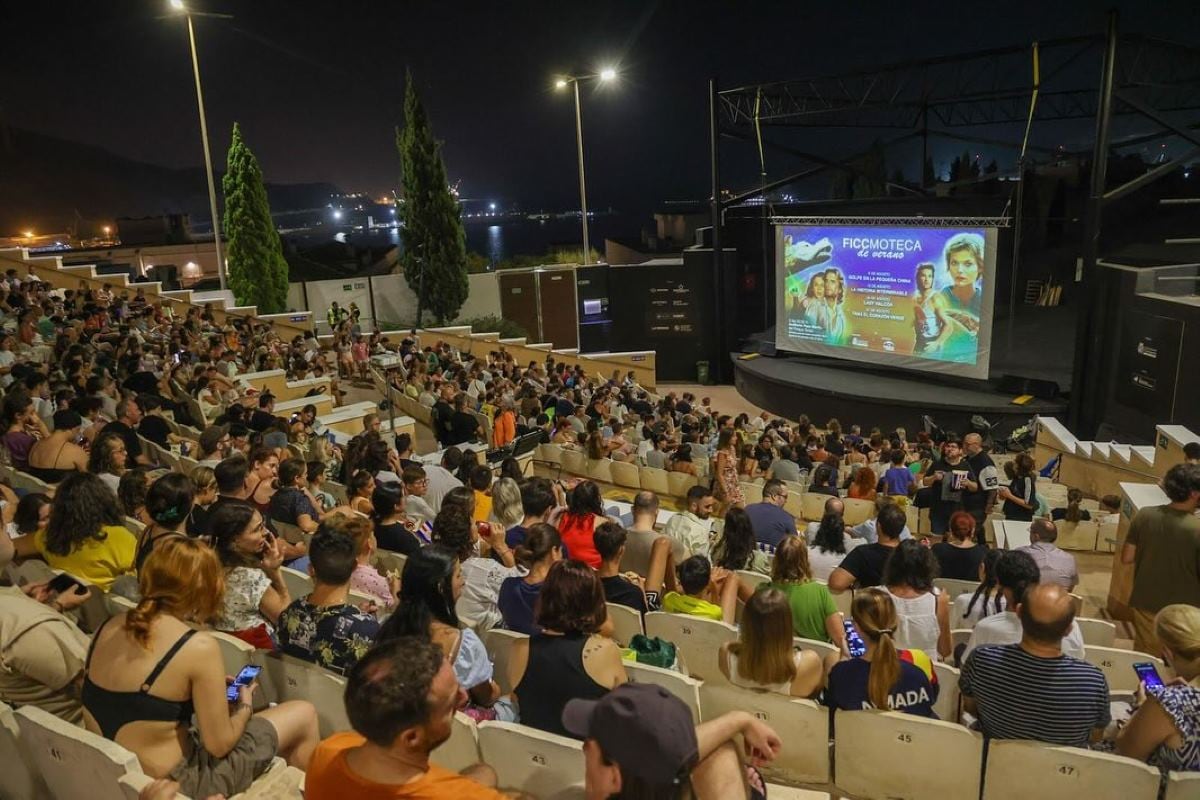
xmin=510 ymin=560 xmax=627 ymax=737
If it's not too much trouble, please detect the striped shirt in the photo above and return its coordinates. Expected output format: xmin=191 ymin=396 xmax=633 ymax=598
xmin=960 ymin=644 xmax=1110 ymax=746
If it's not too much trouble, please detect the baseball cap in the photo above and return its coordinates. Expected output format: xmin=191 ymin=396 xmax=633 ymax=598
xmin=562 ymin=684 xmax=698 ymax=786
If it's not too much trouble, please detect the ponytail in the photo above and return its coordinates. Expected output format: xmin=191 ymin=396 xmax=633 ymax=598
xmin=124 ymin=596 xmax=162 ymax=648
xmin=1065 ymin=488 xmax=1083 ymax=524
xmin=867 ymin=630 xmax=901 ymax=712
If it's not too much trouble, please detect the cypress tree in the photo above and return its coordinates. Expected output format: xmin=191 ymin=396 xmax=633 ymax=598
xmin=222 ymin=123 xmax=289 ymax=313
xmin=396 ymin=70 xmax=468 ymax=325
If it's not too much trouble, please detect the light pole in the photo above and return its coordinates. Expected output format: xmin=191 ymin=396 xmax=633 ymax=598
xmin=555 ymin=67 xmax=616 ymax=265
xmin=169 ymin=0 xmax=228 ymax=291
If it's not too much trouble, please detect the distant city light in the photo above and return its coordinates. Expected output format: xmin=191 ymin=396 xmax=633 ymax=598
xmin=332 ymin=210 xmax=343 ymax=220
xmin=599 ymin=67 xmax=617 ymax=81
xmin=555 ymin=78 xmax=568 ymax=89
xmin=489 ymin=202 xmax=496 ymax=211
xmin=168 ymin=0 xmax=185 ymax=10
xmin=102 ymin=225 xmax=111 ymax=235
xmin=390 ymin=208 xmax=397 ymax=215
xmin=23 ymin=231 xmax=33 ymax=239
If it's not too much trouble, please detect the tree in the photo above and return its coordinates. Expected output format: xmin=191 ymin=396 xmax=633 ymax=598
xmin=396 ymin=70 xmax=468 ymax=324
xmin=221 ymin=123 xmax=289 ymax=313
xmin=985 ymin=158 xmax=999 ymax=175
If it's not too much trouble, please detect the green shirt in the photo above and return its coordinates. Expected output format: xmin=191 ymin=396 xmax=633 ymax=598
xmin=765 ymin=580 xmax=837 ymax=643
xmin=1127 ymin=504 xmax=1200 ymax=613
xmin=662 ymin=591 xmax=724 ymax=621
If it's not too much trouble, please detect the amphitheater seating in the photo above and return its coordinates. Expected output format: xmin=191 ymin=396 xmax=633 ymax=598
xmin=16 ymin=704 xmax=144 ymax=800
xmin=931 ymin=662 xmax=961 ymax=724
xmin=667 ymin=470 xmax=699 ymax=497
xmin=1084 ymin=646 xmax=1171 ymax=694
xmin=483 ymin=629 xmax=526 ymax=695
xmin=624 ymin=661 xmax=703 ymax=723
xmin=279 ymin=566 xmax=314 ymax=600
xmin=644 ymin=612 xmax=736 ymax=685
xmin=700 ymin=684 xmax=831 ymax=786
xmin=0 ymin=701 xmax=49 ymax=800
xmin=793 ymin=637 xmax=839 ymax=661
xmin=840 ymin=497 xmax=875 ymax=526
xmin=1076 ymin=617 xmax=1117 ymax=647
xmin=1165 ymin=771 xmax=1200 ymax=800
xmin=431 ymin=712 xmax=483 ymax=774
xmin=981 ymin=739 xmax=1162 ymax=800
xmin=210 ymin=630 xmax=257 ymax=679
xmin=258 ymin=651 xmax=351 ymax=738
xmin=477 ymin=721 xmax=585 ymax=800
xmin=639 ymin=466 xmax=671 ymax=495
xmin=609 ymin=460 xmax=641 ymax=489
xmin=605 ymin=602 xmax=644 ymax=647
xmin=372 ymin=549 xmax=407 ymax=578
xmin=834 ymin=709 xmax=984 ymax=800
xmin=586 ymin=457 xmax=614 ymax=484
xmin=740 ymin=481 xmax=764 ymax=505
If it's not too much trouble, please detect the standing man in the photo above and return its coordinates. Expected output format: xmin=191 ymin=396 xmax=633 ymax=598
xmin=922 ymin=437 xmax=976 ymax=535
xmin=1121 ymin=463 xmax=1200 ymax=654
xmin=961 ymin=432 xmax=1000 ymax=530
xmin=1017 ymin=519 xmax=1078 ymax=591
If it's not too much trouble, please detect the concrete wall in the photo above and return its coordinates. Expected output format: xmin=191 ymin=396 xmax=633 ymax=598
xmin=60 ymin=242 xmax=219 ymax=285
xmin=306 ymin=278 xmax=374 ymax=334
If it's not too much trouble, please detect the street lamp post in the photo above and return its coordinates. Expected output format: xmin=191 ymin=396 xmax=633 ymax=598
xmin=555 ymin=68 xmax=616 ymax=266
xmin=170 ymin=0 xmax=227 ymax=291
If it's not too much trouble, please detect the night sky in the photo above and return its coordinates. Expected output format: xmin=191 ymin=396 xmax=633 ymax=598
xmin=4 ymin=1 xmax=1199 ymax=213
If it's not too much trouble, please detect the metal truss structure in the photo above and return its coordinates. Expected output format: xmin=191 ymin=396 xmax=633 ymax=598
xmin=769 ymin=215 xmax=1012 ymax=228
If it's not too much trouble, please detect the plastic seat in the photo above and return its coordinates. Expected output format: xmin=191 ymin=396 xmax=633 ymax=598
xmin=932 ymin=661 xmax=961 ymax=724
xmin=1084 ymin=646 xmax=1171 ymax=693
xmin=1076 ymin=617 xmax=1117 ymax=647
xmin=431 ymin=712 xmax=482 ymax=773
xmin=586 ymin=457 xmax=614 ymax=484
xmin=841 ymin=497 xmax=875 ymax=526
xmin=534 ymin=443 xmax=563 ymax=467
xmin=793 ymin=636 xmax=838 ymax=660
xmin=818 ymin=580 xmax=852 ymax=619
xmin=644 ymin=611 xmax=737 ymax=685
xmin=279 ymin=566 xmax=313 ymax=600
xmin=483 ymin=629 xmax=527 ymax=695
xmin=951 ymin=628 xmax=972 ymax=653
xmin=800 ymin=493 xmax=828 ymax=521
xmin=561 ymin=449 xmax=587 ymax=477
xmin=625 ymin=661 xmax=703 ymax=722
xmin=783 ymin=491 xmax=806 ymax=521
xmin=834 ymin=709 xmax=984 ymax=799
xmin=0 ymin=701 xmax=49 ymax=800
xmin=373 ymin=549 xmax=407 ymax=578
xmin=105 ymin=592 xmax=137 ymax=616
xmin=667 ymin=470 xmax=698 ymax=497
xmin=273 ymin=520 xmax=309 ymax=546
xmin=639 ymin=466 xmax=671 ymax=495
xmin=736 ymin=569 xmax=771 ymax=595
xmin=477 ymin=721 xmax=585 ymax=799
xmin=606 ymin=602 xmax=644 ymax=647
xmin=257 ymin=651 xmax=350 ymax=738
xmin=16 ymin=705 xmax=144 ymax=800
xmin=981 ymin=739 xmax=1161 ymax=800
xmin=740 ymin=481 xmax=764 ymax=504
xmin=1165 ymin=770 xmax=1200 ymax=800
xmin=701 ymin=684 xmax=831 ymax=785
xmin=609 ymin=460 xmax=641 ymax=489
xmin=933 ymin=578 xmax=979 ymax=605
xmin=209 ymin=630 xmax=257 ymax=678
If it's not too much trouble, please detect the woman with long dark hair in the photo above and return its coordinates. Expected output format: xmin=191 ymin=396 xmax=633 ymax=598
xmin=882 ymin=539 xmax=951 ymax=661
xmin=134 ymin=472 xmax=194 ymax=571
xmin=209 ymin=503 xmax=290 ymax=649
xmin=807 ymin=507 xmax=857 ymax=581
xmin=498 ymin=523 xmax=563 ymax=634
xmin=508 ymin=559 xmax=627 ymax=737
xmin=712 ymin=428 xmax=745 ymax=510
xmin=377 ymin=545 xmax=506 ymax=719
xmin=956 ymin=548 xmax=1005 ymax=629
xmin=998 ymin=452 xmax=1038 ymax=522
xmin=557 ymin=480 xmax=610 ymax=569
xmin=711 ymin=507 xmax=771 ymax=576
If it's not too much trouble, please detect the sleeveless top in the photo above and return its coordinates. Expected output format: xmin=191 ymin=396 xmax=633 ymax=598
xmin=885 ymin=588 xmax=942 ymax=661
xmin=727 ymin=649 xmax=805 ymax=695
xmin=247 ymin=477 xmax=273 ymax=515
xmin=515 ymin=632 xmax=608 ymax=738
xmin=557 ymin=513 xmax=601 ymax=569
xmin=82 ymin=620 xmax=197 ymax=740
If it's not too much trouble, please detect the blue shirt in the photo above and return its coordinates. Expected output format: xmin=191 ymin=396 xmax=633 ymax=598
xmin=825 ymin=651 xmax=939 ymax=718
xmin=498 ymin=577 xmax=543 ymax=635
xmin=744 ymin=502 xmax=797 ymax=548
xmin=506 ymin=524 xmax=528 ymax=549
xmin=881 ymin=467 xmax=915 ymax=496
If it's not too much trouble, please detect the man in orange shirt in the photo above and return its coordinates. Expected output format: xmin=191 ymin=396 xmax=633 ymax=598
xmin=305 ymin=637 xmax=523 ymax=799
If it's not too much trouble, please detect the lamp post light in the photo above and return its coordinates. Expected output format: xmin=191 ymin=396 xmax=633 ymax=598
xmin=169 ymin=0 xmax=228 ymax=292
xmin=554 ymin=68 xmax=616 ymax=265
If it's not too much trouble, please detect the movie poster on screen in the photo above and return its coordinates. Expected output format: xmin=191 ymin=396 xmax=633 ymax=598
xmin=775 ymin=225 xmax=997 ymax=379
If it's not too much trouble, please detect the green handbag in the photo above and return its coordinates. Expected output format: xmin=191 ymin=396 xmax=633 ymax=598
xmin=629 ymin=634 xmax=677 ymax=669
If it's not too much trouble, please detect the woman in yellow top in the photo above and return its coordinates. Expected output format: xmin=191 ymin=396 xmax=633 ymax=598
xmin=14 ymin=472 xmax=136 ymax=591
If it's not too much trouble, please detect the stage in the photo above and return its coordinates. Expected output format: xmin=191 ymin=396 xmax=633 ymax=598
xmin=733 ymin=353 xmax=1068 ymax=438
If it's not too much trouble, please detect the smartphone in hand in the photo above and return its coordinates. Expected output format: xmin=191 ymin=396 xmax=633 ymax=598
xmin=226 ymin=665 xmax=262 ymax=703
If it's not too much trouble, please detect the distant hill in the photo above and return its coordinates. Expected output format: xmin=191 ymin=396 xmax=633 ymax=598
xmin=0 ymin=126 xmax=340 ymax=234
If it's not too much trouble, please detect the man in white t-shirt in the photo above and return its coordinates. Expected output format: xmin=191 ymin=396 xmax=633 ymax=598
xmin=0 ymin=333 xmax=16 ymax=388
xmin=963 ymin=549 xmax=1084 ymax=661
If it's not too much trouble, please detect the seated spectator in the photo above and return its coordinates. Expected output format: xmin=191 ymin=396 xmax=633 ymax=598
xmin=509 ymin=559 xmax=627 ymax=737
xmin=765 ymin=535 xmax=845 ymax=648
xmin=435 ymin=505 xmax=521 ymax=634
xmin=805 ymin=497 xmax=860 ymax=581
xmin=663 ymin=485 xmax=717 ymax=559
xmin=25 ymin=409 xmax=87 ymax=483
xmin=711 ymin=506 xmax=772 ymax=578
xmin=303 ymin=638 xmax=509 ymax=800
xmin=370 ymin=482 xmax=424 ymax=556
xmin=621 ymin=491 xmax=688 ymax=576
xmin=1114 ymin=603 xmax=1200 ymax=770
xmin=1096 ymin=494 xmax=1122 ymax=527
xmin=89 ymin=429 xmax=129 ymax=493
xmin=345 ymin=469 xmax=375 ymax=516
xmin=767 ymin=444 xmax=802 ymax=483
xmin=719 ymin=588 xmax=824 ymax=697
xmin=186 ymin=465 xmax=217 ymax=538
xmin=880 ymin=448 xmax=916 ymax=497
xmin=378 ymin=545 xmax=507 ymax=720
xmin=7 ymin=491 xmax=50 ymax=540
xmin=277 ymin=526 xmax=380 ymax=675
xmin=847 ymin=464 xmax=878 ymax=500
xmin=82 ymin=537 xmax=318 ymax=798
xmin=662 ymin=555 xmax=738 ymax=624
xmin=0 ymin=573 xmax=93 ymax=723
xmin=118 ymin=467 xmax=153 ymax=525
xmin=268 ymin=458 xmax=325 ymax=533
xmin=931 ymin=511 xmax=989 ymax=581
xmin=808 ymin=464 xmax=839 ymax=497
xmin=397 ymin=467 xmax=435 ymax=525
xmin=468 ymin=464 xmax=493 ymax=523
xmin=825 ymin=587 xmax=939 ymax=718
xmin=331 ymin=513 xmax=398 ymax=610
xmin=1017 ymin=519 xmax=1079 ymax=590
xmin=13 ymin=472 xmax=136 ymax=591
xmin=498 ymin=523 xmax=563 ymax=634
xmin=1 ymin=389 xmax=50 ymax=471
xmin=956 ymin=549 xmax=1006 ymax=629
xmin=963 ymin=549 xmax=1085 ymax=661
xmin=557 ymin=480 xmax=609 ymax=569
xmin=1052 ymin=487 xmax=1092 ymax=523
xmin=196 ymin=423 xmax=232 ymax=467
xmin=306 ymin=460 xmax=335 ymax=511
xmin=883 ymin=539 xmax=951 ymax=661
xmin=210 ymin=503 xmax=291 ymax=648
xmin=829 ymin=503 xmax=907 ymax=593
xmin=244 ymin=446 xmax=282 ymax=516
xmin=595 ymin=521 xmax=672 ymax=615
xmin=504 ymin=476 xmax=556 ymax=549
xmin=134 ymin=472 xmax=194 ymax=571
xmin=670 ymin=443 xmax=698 ymax=475
xmin=564 ymin=683 xmax=784 ymax=800
xmin=488 ymin=476 xmax=524 ymax=530
xmin=961 ymin=583 xmax=1110 ymax=745
xmin=743 ymin=479 xmax=798 ymax=549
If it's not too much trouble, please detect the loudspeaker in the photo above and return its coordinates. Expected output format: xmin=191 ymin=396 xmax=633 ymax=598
xmin=997 ymin=374 xmax=1060 ymax=400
